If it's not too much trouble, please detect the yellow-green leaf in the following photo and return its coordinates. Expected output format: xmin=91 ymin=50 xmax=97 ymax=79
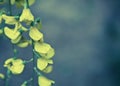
xmin=4 ymin=58 xmax=25 ymax=75
xmin=29 ymin=27 xmax=43 ymax=41
xmin=0 ymin=73 xmax=5 ymax=79
xmin=38 ymin=76 xmax=55 ymax=86
xmin=42 ymin=48 xmax=55 ymax=59
xmin=43 ymin=65 xmax=53 ymax=73
xmin=0 ymin=29 xmax=3 ymax=34
xmin=4 ymin=27 xmax=20 ymax=40
xmin=20 ymin=8 xmax=34 ymax=24
xmin=10 ymin=0 xmax=15 ymax=5
xmin=2 ymin=14 xmax=17 ymax=25
xmin=17 ymin=38 xmax=30 ymax=48
xmin=34 ymin=42 xmax=51 ymax=54
xmin=37 ymin=58 xmax=53 ymax=71
xmin=11 ymin=35 xmax=22 ymax=44
xmin=37 ymin=58 xmax=48 ymax=70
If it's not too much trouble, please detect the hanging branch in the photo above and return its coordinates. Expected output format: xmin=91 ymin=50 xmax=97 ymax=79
xmin=0 ymin=0 xmax=56 ymax=86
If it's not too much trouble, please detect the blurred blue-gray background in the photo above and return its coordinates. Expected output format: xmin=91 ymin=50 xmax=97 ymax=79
xmin=0 ymin=0 xmax=120 ymax=86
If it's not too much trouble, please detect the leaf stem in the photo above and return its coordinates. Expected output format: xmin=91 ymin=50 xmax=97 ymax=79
xmin=5 ymin=1 xmax=12 ymax=86
xmin=32 ymin=40 xmax=35 ymax=86
xmin=23 ymin=58 xmax=33 ymax=64
xmin=5 ymin=70 xmax=11 ymax=86
xmin=24 ymin=0 xmax=29 ymax=8
xmin=21 ymin=78 xmax=33 ymax=86
xmin=34 ymin=67 xmax=42 ymax=76
xmin=8 ymin=0 xmax=12 ymax=15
